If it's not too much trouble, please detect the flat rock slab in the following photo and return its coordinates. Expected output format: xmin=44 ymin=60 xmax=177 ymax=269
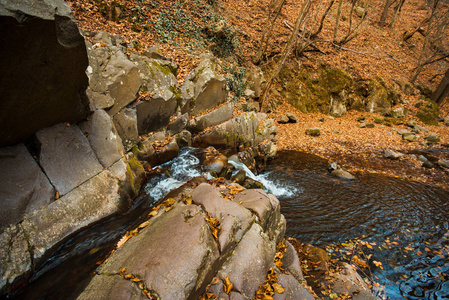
xmin=95 ymin=204 xmax=220 ymax=299
xmin=192 ymin=183 xmax=254 ymax=253
xmin=36 ymin=123 xmax=103 ymax=196
xmin=188 ymin=103 xmax=234 ymax=133
xmin=274 ymin=273 xmax=315 ymax=300
xmin=79 ymin=109 xmax=124 ymax=168
xmin=233 ymin=189 xmax=280 ymax=233
xmin=112 ymin=106 xmax=139 ymax=151
xmin=281 ymin=241 xmax=305 ymax=283
xmin=76 ymin=274 xmax=148 ymax=300
xmin=0 ymin=144 xmax=54 ymax=230
xmin=22 ymin=170 xmax=122 ymax=261
xmin=218 ymin=223 xmax=276 ymax=299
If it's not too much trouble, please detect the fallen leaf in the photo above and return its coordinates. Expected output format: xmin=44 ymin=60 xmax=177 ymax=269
xmin=223 ymin=276 xmax=233 ymax=294
xmin=138 ymin=221 xmax=149 ymax=229
xmin=272 ymin=282 xmax=285 ymax=293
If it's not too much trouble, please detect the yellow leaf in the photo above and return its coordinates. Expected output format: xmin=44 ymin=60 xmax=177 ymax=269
xmin=138 ymin=221 xmax=149 ymax=229
xmin=223 ymin=277 xmax=233 ymax=294
xmin=272 ymin=283 xmax=285 ymax=293
xmin=124 ymin=274 xmax=133 ymax=279
xmin=119 ymin=267 xmax=126 ymax=275
xmin=329 ymin=292 xmax=338 ymax=299
xmin=116 ymin=235 xmax=131 ymax=248
xmin=165 ymin=205 xmax=174 ymax=212
xmin=149 ymin=209 xmax=158 ymax=217
xmin=131 ymin=277 xmax=141 ymax=282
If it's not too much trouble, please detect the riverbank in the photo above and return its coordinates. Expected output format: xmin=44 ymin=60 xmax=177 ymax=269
xmin=269 ymin=102 xmax=449 ymax=189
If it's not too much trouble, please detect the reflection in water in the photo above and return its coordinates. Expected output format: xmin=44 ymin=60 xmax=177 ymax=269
xmin=264 ymin=151 xmax=449 ymax=299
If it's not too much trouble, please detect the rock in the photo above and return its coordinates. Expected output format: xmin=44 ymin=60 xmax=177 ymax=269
xmin=286 ymin=113 xmax=298 ymax=123
xmin=390 ymin=107 xmax=407 ymax=118
xmin=0 ymin=0 xmax=90 ymax=147
xmin=0 ymin=144 xmax=55 ymax=231
xmin=354 ymin=6 xmax=366 ymax=17
xmin=143 ymin=46 xmax=166 ymax=60
xmin=147 ymin=139 xmax=179 ymax=167
xmin=281 ymin=241 xmax=305 ymax=283
xmin=84 ymin=41 xmax=114 ymax=110
xmin=245 ymin=65 xmax=267 ymax=98
xmin=0 ymin=225 xmax=32 ymax=293
xmin=233 ymin=189 xmax=281 ymax=237
xmin=422 ymin=160 xmax=435 ymax=168
xmin=182 ymin=57 xmax=228 ymax=115
xmin=318 ymin=117 xmax=325 ymax=122
xmin=79 ymin=109 xmax=125 ymax=168
xmin=22 ymin=170 xmax=123 ymax=261
xmin=332 ymin=263 xmax=378 ymax=300
xmin=366 ymin=78 xmax=392 ymax=115
xmin=402 ymin=132 xmax=417 ymax=142
xmin=193 ymin=112 xmax=277 ymax=149
xmin=397 ymin=129 xmax=410 ymax=135
xmin=112 ymin=106 xmax=139 ymax=151
xmin=305 ymin=128 xmax=320 ymax=136
xmin=437 ymin=159 xmax=449 ymax=169
xmin=406 ymin=120 xmax=418 ymax=128
xmin=278 ymin=115 xmax=289 ymax=124
xmin=328 ymin=162 xmax=355 ymax=180
xmin=91 ymin=204 xmax=220 ymax=300
xmin=415 ymin=125 xmax=429 ymax=133
xmin=365 ymin=123 xmax=375 ymax=128
xmin=246 ymin=101 xmax=260 ymax=112
xmin=36 ymin=123 xmax=103 ymax=196
xmin=191 ymin=183 xmax=254 ymax=253
xmin=358 ymin=123 xmax=366 ymax=128
xmin=415 ymin=99 xmax=439 ymax=126
xmin=218 ymin=223 xmax=276 ymax=299
xmin=188 ymin=103 xmax=234 ymax=133
xmin=130 ymin=56 xmax=179 ymax=133
xmin=231 ymin=170 xmax=247 ymax=184
xmin=103 ymin=50 xmax=142 ymax=116
xmin=425 ymin=132 xmax=440 ymax=144
xmin=444 ymin=116 xmax=449 ymax=126
xmin=167 ymin=113 xmax=189 ymax=136
xmin=136 ymin=96 xmax=178 ymax=135
xmin=274 ymin=273 xmax=315 ymax=300
xmin=384 ymin=149 xmax=404 ymax=160
xmin=203 ymin=149 xmax=228 ymax=175
xmin=174 ymin=130 xmax=192 ymax=147
xmin=243 ymin=178 xmax=264 ymax=190
xmin=76 ymin=274 xmax=148 ymax=300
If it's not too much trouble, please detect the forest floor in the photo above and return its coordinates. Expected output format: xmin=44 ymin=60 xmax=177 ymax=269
xmin=67 ymin=0 xmax=449 ymax=189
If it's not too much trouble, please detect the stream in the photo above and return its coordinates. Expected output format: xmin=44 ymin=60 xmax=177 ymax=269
xmin=6 ymin=147 xmax=449 ymax=299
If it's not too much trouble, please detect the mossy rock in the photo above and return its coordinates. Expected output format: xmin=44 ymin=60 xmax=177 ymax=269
xmin=321 ymin=68 xmax=353 ymax=94
xmin=415 ymin=99 xmax=439 ymax=126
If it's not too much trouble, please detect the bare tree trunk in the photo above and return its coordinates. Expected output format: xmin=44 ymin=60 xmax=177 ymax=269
xmin=259 ymin=0 xmax=313 ymax=109
xmin=402 ymin=16 xmax=430 ymax=42
xmin=411 ymin=0 xmax=439 ymax=84
xmin=253 ymin=0 xmax=287 ymax=65
xmin=431 ymin=68 xmax=449 ymax=105
xmin=311 ymin=0 xmax=335 ymax=38
xmin=390 ymin=0 xmax=405 ymax=28
xmin=333 ymin=0 xmax=343 ymax=43
xmin=379 ymin=0 xmax=396 ymax=27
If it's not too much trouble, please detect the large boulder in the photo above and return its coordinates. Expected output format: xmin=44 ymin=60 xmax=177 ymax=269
xmin=193 ymin=112 xmax=277 ymax=149
xmin=130 ymin=55 xmax=179 ymax=134
xmin=0 ymin=0 xmax=90 ymax=147
xmin=79 ymin=204 xmax=220 ymax=300
xmin=191 ymin=183 xmax=254 ymax=253
xmin=112 ymin=106 xmax=140 ymax=151
xmin=245 ymin=65 xmax=267 ymax=99
xmin=0 ymin=144 xmax=55 ymax=231
xmin=35 ymin=123 xmax=103 ymax=196
xmin=366 ymin=78 xmax=392 ymax=115
xmin=182 ymin=56 xmax=228 ymax=115
xmin=188 ymin=103 xmax=234 ymax=133
xmin=79 ymin=109 xmax=125 ymax=168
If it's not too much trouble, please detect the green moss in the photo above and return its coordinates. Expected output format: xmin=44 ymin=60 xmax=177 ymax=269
xmin=169 ymin=85 xmax=182 ymax=99
xmin=374 ymin=118 xmax=383 ymax=124
xmin=152 ymin=61 xmax=175 ymax=76
xmin=366 ymin=123 xmax=375 ymax=128
xmin=192 ymin=68 xmax=205 ymax=83
xmin=320 ymin=68 xmax=353 ymax=94
xmin=416 ymin=99 xmax=439 ymax=126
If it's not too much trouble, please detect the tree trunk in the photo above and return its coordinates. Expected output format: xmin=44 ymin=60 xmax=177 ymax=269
xmin=259 ymin=0 xmax=313 ymax=109
xmin=379 ymin=0 xmax=396 ymax=27
xmin=432 ymin=68 xmax=449 ymax=105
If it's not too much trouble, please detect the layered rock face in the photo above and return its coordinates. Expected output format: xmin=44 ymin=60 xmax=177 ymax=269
xmin=76 ymin=183 xmax=313 ymax=300
xmin=0 ymin=0 xmax=90 ymax=147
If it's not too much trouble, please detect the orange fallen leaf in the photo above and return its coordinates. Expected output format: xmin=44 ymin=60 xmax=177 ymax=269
xmin=223 ymin=277 xmax=233 ymax=294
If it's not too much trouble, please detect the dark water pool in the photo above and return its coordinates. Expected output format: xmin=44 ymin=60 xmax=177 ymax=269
xmin=262 ymin=151 xmax=449 ymax=299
